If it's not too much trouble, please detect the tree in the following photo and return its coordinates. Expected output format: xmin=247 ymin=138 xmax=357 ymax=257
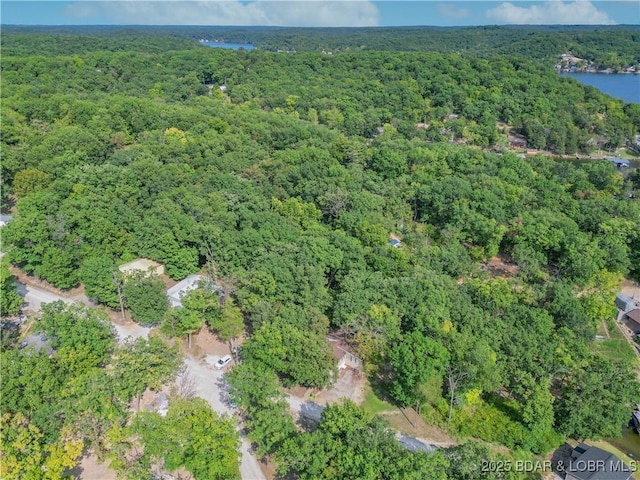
xmin=226 ymin=362 xmax=283 ymax=410
xmin=277 ymin=400 xmax=449 ymax=480
xmin=443 ymin=442 xmax=527 ymax=480
xmin=123 ymin=272 xmax=169 ymax=326
xmin=79 ymin=256 xmax=120 ymax=308
xmin=443 ymin=330 xmax=501 ymax=422
xmin=0 ymin=412 xmax=83 ymax=480
xmin=210 ymin=297 xmax=244 ymax=354
xmin=244 ymin=319 xmax=336 ymax=388
xmin=246 ymin=400 xmax=297 ymax=457
xmin=36 ymin=302 xmax=116 ymax=371
xmin=12 ymin=168 xmax=52 ymax=199
xmin=0 ymin=257 xmax=23 ymax=317
xmin=520 ymin=379 xmax=561 ymax=454
xmin=112 ymin=337 xmax=182 ymax=410
xmin=388 ymin=330 xmax=448 ymax=408
xmin=128 ymin=397 xmax=240 ymax=480
xmin=555 ymin=355 xmax=640 ymax=440
xmin=162 ymin=305 xmax=203 ymax=349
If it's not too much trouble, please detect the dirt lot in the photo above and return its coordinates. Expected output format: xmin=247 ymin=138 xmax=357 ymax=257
xmin=480 ymin=254 xmax=520 ymax=278
xmin=316 ymin=368 xmax=367 ymax=405
xmin=379 ymin=408 xmax=455 ymax=446
xmin=621 ymin=278 xmax=640 ymax=301
xmin=68 ymin=453 xmax=117 ymax=480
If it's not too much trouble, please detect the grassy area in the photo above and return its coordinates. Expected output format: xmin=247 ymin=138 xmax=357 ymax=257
xmin=361 ymin=387 xmax=396 ymax=415
xmin=596 ymin=318 xmax=638 ymax=366
xmin=616 ymin=148 xmax=639 ymax=160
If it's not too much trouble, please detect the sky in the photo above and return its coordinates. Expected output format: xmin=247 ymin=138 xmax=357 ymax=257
xmin=1 ymin=0 xmax=639 ymax=27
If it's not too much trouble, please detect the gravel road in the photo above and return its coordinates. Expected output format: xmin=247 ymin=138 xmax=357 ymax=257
xmin=183 ymin=357 xmax=266 ymax=480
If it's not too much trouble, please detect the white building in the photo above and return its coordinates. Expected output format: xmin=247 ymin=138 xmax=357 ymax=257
xmin=118 ymin=258 xmax=164 ymax=277
xmin=167 ymin=274 xmax=214 ymax=308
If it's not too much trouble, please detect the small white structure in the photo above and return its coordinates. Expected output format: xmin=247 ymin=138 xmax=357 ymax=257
xmin=0 ymin=214 xmax=13 ymax=227
xmin=328 ymin=337 xmax=362 ymax=371
xmin=166 ymin=274 xmax=205 ymax=308
xmin=118 ymin=258 xmax=164 ymax=277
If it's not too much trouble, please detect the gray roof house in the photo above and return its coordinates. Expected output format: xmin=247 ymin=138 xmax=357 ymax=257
xmin=566 ymin=444 xmax=632 ymax=480
xmin=166 ymin=275 xmax=221 ymax=308
xmin=616 ymin=293 xmax=636 ymax=313
xmin=624 ymin=309 xmax=640 ymax=334
xmin=166 ymin=275 xmax=205 ymax=308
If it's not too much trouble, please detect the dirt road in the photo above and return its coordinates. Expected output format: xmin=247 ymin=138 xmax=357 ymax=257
xmin=15 ymin=281 xmax=151 ymax=343
xmin=286 ymin=393 xmax=444 ymax=453
xmin=15 ymin=281 xmax=89 ymax=312
xmin=14 ymin=280 xmax=265 ymax=479
xmin=183 ymin=357 xmax=266 ymax=480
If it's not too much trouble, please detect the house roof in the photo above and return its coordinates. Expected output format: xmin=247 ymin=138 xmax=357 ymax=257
xmin=568 ymin=445 xmax=632 ymax=480
xmin=616 ymin=293 xmax=635 ymax=312
xmin=627 ymin=309 xmax=640 ymax=323
xmin=626 ymin=316 xmax=640 ymax=335
xmin=167 ymin=275 xmax=204 ymax=307
xmin=118 ymin=258 xmax=164 ymax=275
xmin=327 ymin=336 xmax=360 ymax=361
xmin=167 ymin=274 xmax=221 ymax=308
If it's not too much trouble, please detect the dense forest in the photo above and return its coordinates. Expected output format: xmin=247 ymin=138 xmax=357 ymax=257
xmin=1 ymin=27 xmax=640 ymax=479
xmin=4 ymin=25 xmax=640 ymax=69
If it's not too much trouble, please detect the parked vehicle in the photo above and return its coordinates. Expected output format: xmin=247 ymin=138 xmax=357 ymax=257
xmin=215 ymin=354 xmax=232 ymax=370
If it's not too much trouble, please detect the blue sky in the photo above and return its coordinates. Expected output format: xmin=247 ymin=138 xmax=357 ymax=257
xmin=2 ymin=1 xmax=638 ymax=27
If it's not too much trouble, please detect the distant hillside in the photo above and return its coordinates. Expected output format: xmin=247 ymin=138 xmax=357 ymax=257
xmin=3 ymin=25 xmax=640 ymax=70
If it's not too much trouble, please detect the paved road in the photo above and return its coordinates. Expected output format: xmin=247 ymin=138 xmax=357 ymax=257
xmin=14 ymin=281 xmax=86 ymax=312
xmin=183 ymin=357 xmax=266 ymax=480
xmin=14 ymin=281 xmax=150 ymax=343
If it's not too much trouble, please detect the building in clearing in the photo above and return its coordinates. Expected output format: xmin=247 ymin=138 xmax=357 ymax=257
xmin=118 ymin=258 xmax=164 ymax=277
xmin=328 ymin=336 xmax=362 ymax=371
xmin=615 ymin=293 xmax=636 ymax=313
xmin=166 ymin=274 xmax=218 ymax=308
xmin=624 ymin=309 xmax=640 ymax=334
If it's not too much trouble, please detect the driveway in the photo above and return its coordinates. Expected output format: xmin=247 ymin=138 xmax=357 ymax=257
xmin=14 ymin=277 xmax=265 ymax=479
xmin=14 ymin=281 xmax=86 ymax=312
xmin=14 ymin=281 xmax=150 ymax=343
xmin=182 ymin=357 xmax=266 ymax=480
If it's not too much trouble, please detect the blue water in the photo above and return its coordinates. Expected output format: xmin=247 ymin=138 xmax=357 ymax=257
xmin=560 ymin=73 xmax=640 ymax=104
xmin=201 ymin=41 xmax=255 ymax=51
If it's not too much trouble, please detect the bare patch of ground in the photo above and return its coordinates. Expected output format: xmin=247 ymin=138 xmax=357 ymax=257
xmin=315 ymin=368 xmax=366 ymax=405
xmin=259 ymin=457 xmax=279 ymax=480
xmin=9 ymin=266 xmax=89 ymax=300
xmin=284 ymin=368 xmax=367 ymax=408
xmin=621 ymin=278 xmax=640 ymax=301
xmin=68 ymin=452 xmax=117 ymax=480
xmin=384 ymin=407 xmax=455 ymax=446
xmin=187 ymin=328 xmax=234 ymax=359
xmin=480 ymin=254 xmax=521 ymax=278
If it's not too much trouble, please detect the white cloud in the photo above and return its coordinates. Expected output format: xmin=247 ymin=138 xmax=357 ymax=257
xmin=65 ymin=1 xmax=380 ymax=27
xmin=486 ymin=0 xmax=615 ymax=25
xmin=437 ymin=3 xmax=469 ymax=19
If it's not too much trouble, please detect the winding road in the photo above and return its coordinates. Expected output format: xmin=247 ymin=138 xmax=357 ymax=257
xmin=183 ymin=357 xmax=266 ymax=480
xmin=14 ymin=280 xmax=266 ymax=479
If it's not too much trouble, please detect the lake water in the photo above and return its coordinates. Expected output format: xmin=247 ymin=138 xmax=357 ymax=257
xmin=201 ymin=41 xmax=255 ymax=51
xmin=560 ymin=73 xmax=640 ymax=104
xmin=607 ymin=427 xmax=640 ymax=459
